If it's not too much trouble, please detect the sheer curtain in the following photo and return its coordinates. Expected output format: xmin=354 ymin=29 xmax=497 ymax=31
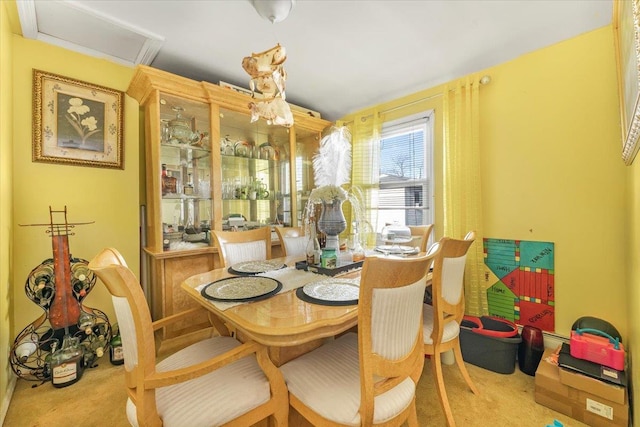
xmin=342 ymin=110 xmax=381 ymax=246
xmin=443 ymin=76 xmax=487 ymax=316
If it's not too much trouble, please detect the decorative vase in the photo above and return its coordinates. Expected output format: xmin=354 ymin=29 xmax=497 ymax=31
xmin=317 ymin=198 xmax=347 ymax=250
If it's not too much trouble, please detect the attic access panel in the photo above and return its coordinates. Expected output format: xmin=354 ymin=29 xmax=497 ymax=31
xmin=17 ymin=0 xmax=163 ymax=66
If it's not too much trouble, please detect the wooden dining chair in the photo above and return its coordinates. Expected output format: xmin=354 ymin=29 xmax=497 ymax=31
xmin=211 ymin=227 xmax=272 ymax=268
xmin=408 ymin=224 xmax=435 ymax=252
xmin=280 ymin=251 xmax=439 ymax=426
xmin=274 ymin=226 xmax=307 ymax=257
xmin=88 ymin=247 xmax=288 ymax=427
xmin=423 ymin=232 xmax=479 ymax=427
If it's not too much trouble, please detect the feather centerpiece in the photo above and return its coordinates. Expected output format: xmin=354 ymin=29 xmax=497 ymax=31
xmin=309 ymin=185 xmax=348 ymax=203
xmin=311 ymin=126 xmax=352 ymax=199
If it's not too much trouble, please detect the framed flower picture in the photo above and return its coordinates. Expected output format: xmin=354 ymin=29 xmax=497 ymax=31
xmin=32 ymin=69 xmax=124 ymax=169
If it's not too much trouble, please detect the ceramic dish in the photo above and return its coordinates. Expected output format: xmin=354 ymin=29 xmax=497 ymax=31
xmin=201 ymin=276 xmax=282 ymax=302
xmin=374 ymin=245 xmax=419 ymax=255
xmin=229 ymin=260 xmax=286 ymax=275
xmin=300 ymin=279 xmax=360 ymax=305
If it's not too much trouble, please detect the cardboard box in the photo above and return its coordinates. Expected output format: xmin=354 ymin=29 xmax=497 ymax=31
xmin=535 ymin=349 xmax=629 ymax=427
xmin=558 ymin=366 xmax=626 ymax=405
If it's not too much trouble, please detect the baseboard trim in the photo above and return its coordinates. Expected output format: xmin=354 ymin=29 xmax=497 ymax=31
xmin=516 ymin=326 xmax=569 ymax=350
xmin=542 ymin=331 xmax=569 ymax=349
xmin=0 ymin=375 xmax=17 ymax=425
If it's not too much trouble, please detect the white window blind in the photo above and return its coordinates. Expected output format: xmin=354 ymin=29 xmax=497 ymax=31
xmin=376 ymin=112 xmax=433 ymax=231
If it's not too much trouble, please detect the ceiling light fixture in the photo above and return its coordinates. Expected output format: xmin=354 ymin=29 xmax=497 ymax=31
xmin=249 ymin=0 xmax=296 ymax=23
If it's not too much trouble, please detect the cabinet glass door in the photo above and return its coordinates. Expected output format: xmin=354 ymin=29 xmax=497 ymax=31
xmin=294 ymin=128 xmax=320 ymax=225
xmin=159 ymin=93 xmax=212 ymax=250
xmin=220 ymin=108 xmax=291 ymax=229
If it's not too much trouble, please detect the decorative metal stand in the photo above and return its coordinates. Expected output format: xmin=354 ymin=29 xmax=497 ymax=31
xmin=9 ymin=207 xmax=112 ymax=384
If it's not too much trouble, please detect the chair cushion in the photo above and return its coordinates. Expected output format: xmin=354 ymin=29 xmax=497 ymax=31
xmin=280 ymin=333 xmax=416 ymax=426
xmin=225 ymin=240 xmax=267 ymax=266
xmin=283 ymin=235 xmax=307 ymax=257
xmin=126 ymin=337 xmax=271 ymax=427
xmin=423 ymin=304 xmax=460 ymax=345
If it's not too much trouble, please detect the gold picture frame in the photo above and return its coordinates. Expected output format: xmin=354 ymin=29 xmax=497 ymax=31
xmin=33 ymin=69 xmax=124 ymax=169
xmin=614 ymin=0 xmax=640 ymax=165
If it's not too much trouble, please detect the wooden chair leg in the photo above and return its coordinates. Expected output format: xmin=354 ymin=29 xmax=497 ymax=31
xmin=407 ymin=400 xmax=419 ymax=427
xmin=453 ymin=342 xmax=479 ymax=395
xmin=430 ymin=351 xmax=456 ymax=427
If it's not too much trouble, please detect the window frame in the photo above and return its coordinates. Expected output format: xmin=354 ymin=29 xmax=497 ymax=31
xmin=376 ymin=111 xmax=434 ymax=230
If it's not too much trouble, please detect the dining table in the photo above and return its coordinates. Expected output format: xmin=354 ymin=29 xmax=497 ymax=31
xmin=180 ymin=255 xmax=363 ymax=365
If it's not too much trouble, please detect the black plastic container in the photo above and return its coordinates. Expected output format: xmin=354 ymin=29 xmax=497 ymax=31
xmin=459 ymin=316 xmax=521 ymax=374
xmin=518 ymin=325 xmax=544 ymax=376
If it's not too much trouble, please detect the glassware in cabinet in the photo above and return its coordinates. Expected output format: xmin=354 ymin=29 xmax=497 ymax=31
xmin=219 ymin=108 xmax=290 ymax=229
xmin=159 ymin=93 xmax=212 ymax=251
xmin=294 ymin=127 xmax=321 ymax=224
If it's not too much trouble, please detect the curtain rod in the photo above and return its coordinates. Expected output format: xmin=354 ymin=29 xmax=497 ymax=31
xmin=379 ymin=75 xmax=491 ymax=116
xmin=341 ymin=75 xmax=491 ymax=124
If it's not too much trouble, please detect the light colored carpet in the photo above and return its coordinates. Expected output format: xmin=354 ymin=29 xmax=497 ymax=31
xmin=4 ymin=352 xmax=589 ymax=427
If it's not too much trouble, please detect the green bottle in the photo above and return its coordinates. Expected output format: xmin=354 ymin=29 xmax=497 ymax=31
xmin=109 ymin=325 xmax=124 ymax=365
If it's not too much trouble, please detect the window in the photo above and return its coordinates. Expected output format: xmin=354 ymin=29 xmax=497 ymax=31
xmin=376 ymin=112 xmax=433 ymax=232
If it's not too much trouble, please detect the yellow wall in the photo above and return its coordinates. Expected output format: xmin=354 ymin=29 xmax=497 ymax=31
xmin=0 ymin=0 xmax=15 ymax=418
xmin=10 ymin=39 xmax=139 ymax=340
xmin=481 ymin=27 xmax=627 ymax=336
xmin=344 ymin=25 xmax=634 ymax=403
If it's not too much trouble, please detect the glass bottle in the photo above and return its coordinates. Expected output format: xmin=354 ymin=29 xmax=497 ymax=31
xmin=43 ymin=339 xmax=59 ymax=379
xmin=92 ymin=334 xmax=106 ymax=359
xmin=110 ymin=325 xmax=124 ymax=365
xmin=50 ymin=335 xmax=84 ymax=388
xmin=77 ymin=311 xmax=95 ymax=335
xmin=305 ymin=221 xmax=322 ymax=265
xmin=162 ymin=164 xmax=177 ymax=195
xmin=184 ymin=173 xmax=194 ymax=196
xmin=350 ymin=222 xmax=366 ymax=262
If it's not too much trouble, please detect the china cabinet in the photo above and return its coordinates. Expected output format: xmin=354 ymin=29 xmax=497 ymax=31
xmin=127 ymin=65 xmax=330 ymax=338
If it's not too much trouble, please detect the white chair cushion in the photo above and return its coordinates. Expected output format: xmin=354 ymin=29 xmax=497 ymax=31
xmin=371 ymin=279 xmax=425 ymax=360
xmin=112 ymin=295 xmax=138 ymax=371
xmin=283 ymin=235 xmax=308 ymax=257
xmin=423 ymin=304 xmax=460 ymax=345
xmin=126 ymin=337 xmax=271 ymax=427
xmin=225 ymin=240 xmax=267 ymax=266
xmin=280 ymin=333 xmax=416 ymax=426
xmin=442 ymin=254 xmax=467 ymax=304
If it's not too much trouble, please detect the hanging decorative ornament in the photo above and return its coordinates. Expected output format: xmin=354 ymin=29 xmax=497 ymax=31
xmin=242 ymin=43 xmax=294 ymax=127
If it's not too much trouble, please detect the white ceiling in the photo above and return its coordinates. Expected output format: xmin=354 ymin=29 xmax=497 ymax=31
xmin=18 ymin=0 xmax=613 ymax=121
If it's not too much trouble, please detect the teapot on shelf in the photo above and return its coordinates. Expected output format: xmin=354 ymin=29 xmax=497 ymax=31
xmin=168 ymin=106 xmax=200 ymax=145
xmin=257 ymin=181 xmax=270 ymax=199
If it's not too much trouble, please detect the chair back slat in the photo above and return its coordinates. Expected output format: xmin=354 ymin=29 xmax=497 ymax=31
xmin=431 ymin=237 xmax=475 ymax=327
xmin=357 ymin=250 xmax=439 ymax=423
xmin=423 ymin=232 xmax=480 ymax=426
xmin=441 ymin=254 xmax=468 ymax=305
xmin=224 ymin=241 xmax=268 ymax=265
xmin=371 ymin=279 xmax=427 ymax=360
xmin=274 ymin=226 xmax=307 ymax=257
xmin=212 ymin=228 xmax=272 ymax=267
xmin=88 ymin=248 xmax=158 ymax=406
xmin=409 ymin=224 xmax=435 ymax=252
